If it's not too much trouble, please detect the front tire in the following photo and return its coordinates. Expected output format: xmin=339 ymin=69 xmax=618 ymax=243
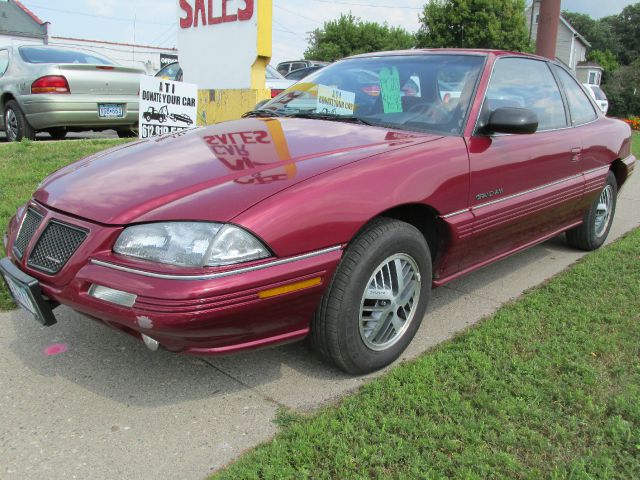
xmin=311 ymin=218 xmax=432 ymax=374
xmin=567 ymin=171 xmax=617 ymax=251
xmin=4 ymin=100 xmax=36 ymax=142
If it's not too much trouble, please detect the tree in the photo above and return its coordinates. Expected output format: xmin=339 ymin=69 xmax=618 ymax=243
xmin=561 ymin=11 xmax=618 ymax=55
xmin=604 ymin=60 xmax=640 ymax=117
xmin=304 ymin=14 xmax=415 ymax=62
xmin=587 ymin=50 xmax=619 ymax=76
xmin=601 ymin=3 xmax=640 ymax=65
xmin=416 ymin=0 xmax=531 ymax=51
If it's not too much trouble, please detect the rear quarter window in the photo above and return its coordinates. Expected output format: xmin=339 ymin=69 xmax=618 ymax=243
xmin=553 ymin=66 xmax=598 ymax=125
xmin=591 ymin=86 xmax=607 ymax=101
xmin=19 ymin=47 xmax=114 ymax=65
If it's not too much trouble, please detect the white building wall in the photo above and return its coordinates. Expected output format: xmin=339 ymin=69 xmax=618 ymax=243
xmin=0 ymin=34 xmax=44 ymax=47
xmin=555 ymin=23 xmax=574 ymax=68
xmin=48 ymin=37 xmax=177 ymax=75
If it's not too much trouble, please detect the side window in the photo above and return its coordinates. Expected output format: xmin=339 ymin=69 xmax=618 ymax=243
xmin=553 ymin=66 xmax=598 ymax=125
xmin=0 ymin=50 xmax=8 ymax=76
xmin=483 ymin=58 xmax=567 ymax=131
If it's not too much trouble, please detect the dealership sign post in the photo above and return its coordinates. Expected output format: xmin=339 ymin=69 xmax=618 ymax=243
xmin=177 ymin=0 xmax=272 ymax=125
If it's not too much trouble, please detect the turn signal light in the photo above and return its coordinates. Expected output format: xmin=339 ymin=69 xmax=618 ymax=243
xmin=31 ymin=76 xmax=70 ymax=94
xmin=271 ymin=89 xmax=284 ymax=98
xmin=258 ymin=277 xmax=322 ymax=299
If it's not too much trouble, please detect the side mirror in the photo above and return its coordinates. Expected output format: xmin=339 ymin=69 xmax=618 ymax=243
xmin=481 ymin=107 xmax=538 ymax=135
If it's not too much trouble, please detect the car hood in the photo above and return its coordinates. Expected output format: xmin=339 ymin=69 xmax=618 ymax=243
xmin=34 ymin=118 xmax=442 ymax=225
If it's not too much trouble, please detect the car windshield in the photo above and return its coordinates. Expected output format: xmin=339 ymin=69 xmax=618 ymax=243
xmin=19 ymin=46 xmax=114 ymax=65
xmin=591 ymin=85 xmax=607 ymax=101
xmin=259 ymin=54 xmax=485 ymax=135
xmin=266 ymin=65 xmax=285 ymax=79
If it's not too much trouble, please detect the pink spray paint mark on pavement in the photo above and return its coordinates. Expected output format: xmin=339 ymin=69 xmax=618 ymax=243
xmin=43 ymin=343 xmax=68 ymax=356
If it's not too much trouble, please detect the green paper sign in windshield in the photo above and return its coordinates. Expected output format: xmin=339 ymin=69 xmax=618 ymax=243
xmin=379 ymin=67 xmax=403 ymax=114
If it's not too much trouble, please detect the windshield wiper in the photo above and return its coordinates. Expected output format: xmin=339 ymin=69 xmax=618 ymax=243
xmin=285 ymin=112 xmax=375 ymax=125
xmin=243 ymin=109 xmax=284 ymax=118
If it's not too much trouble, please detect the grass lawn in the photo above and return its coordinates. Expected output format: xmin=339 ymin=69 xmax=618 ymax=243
xmin=214 ymin=226 xmax=640 ymax=479
xmin=0 ymin=139 xmax=131 ymax=310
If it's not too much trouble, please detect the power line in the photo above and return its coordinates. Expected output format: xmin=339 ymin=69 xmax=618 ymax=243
xmin=308 ymin=0 xmax=422 ymax=9
xmin=273 ymin=19 xmax=306 ymax=38
xmin=275 ymin=4 xmax=323 ymax=25
xmin=22 ymin=2 xmax=174 ymax=26
xmin=149 ymin=24 xmax=176 ymax=46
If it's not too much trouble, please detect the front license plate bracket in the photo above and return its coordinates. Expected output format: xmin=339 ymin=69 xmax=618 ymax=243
xmin=0 ymin=257 xmax=57 ymax=326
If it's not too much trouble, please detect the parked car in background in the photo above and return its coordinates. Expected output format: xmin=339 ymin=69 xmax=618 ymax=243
xmin=583 ymin=83 xmax=609 ymax=115
xmin=285 ymin=65 xmax=326 ymax=81
xmin=2 ymin=50 xmax=634 ymax=375
xmin=277 ymin=60 xmax=330 ymax=77
xmin=155 ymin=61 xmax=183 ymax=82
xmin=156 ymin=62 xmax=293 ymax=98
xmin=265 ymin=65 xmax=295 ymax=97
xmin=0 ymin=45 xmax=143 ymax=141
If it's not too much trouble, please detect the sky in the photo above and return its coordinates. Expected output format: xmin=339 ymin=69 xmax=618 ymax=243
xmin=20 ymin=0 xmax=638 ymax=66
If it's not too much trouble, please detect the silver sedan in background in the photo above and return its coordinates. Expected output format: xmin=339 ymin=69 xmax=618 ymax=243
xmin=0 ymin=45 xmax=143 ymax=141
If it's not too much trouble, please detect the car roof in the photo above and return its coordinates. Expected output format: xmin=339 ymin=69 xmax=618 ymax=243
xmin=346 ymin=48 xmax=548 ymax=62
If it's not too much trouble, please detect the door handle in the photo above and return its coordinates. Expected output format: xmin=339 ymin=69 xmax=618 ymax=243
xmin=571 ymin=147 xmax=582 ymax=162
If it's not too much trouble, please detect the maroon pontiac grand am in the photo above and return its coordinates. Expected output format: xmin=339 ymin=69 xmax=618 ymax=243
xmin=2 ymin=50 xmax=635 ymax=374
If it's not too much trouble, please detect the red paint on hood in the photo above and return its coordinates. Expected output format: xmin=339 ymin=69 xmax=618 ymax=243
xmin=34 ymin=118 xmax=441 ymax=225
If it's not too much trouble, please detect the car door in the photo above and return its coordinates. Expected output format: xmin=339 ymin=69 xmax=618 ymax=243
xmin=0 ymin=48 xmax=10 ymax=129
xmin=462 ymin=56 xmax=585 ymax=269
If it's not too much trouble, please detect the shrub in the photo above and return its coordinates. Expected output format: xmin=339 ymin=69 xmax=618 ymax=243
xmin=623 ymin=116 xmax=640 ymax=130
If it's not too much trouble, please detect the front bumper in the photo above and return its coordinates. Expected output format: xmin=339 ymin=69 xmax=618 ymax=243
xmin=4 ymin=203 xmax=342 ymax=355
xmin=19 ymin=94 xmax=139 ymax=130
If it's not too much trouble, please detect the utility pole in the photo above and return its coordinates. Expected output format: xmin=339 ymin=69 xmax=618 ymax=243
xmin=535 ymin=0 xmax=561 ymax=60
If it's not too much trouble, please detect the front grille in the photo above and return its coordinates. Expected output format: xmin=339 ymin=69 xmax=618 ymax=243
xmin=27 ymin=220 xmax=88 ymax=274
xmin=13 ymin=209 xmax=43 ymax=259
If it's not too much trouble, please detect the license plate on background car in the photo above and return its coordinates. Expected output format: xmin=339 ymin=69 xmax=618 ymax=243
xmin=99 ymin=104 xmax=124 ymax=118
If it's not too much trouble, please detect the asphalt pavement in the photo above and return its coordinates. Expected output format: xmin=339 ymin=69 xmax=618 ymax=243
xmin=1 ymin=170 xmax=639 ymax=479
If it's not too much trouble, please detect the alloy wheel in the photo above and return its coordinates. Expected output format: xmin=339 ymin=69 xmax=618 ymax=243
xmin=359 ymin=253 xmax=422 ymax=351
xmin=594 ymin=184 xmax=614 ymax=237
xmin=5 ymin=108 xmax=18 ymax=141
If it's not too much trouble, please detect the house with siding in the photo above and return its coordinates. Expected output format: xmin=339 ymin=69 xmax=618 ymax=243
xmin=575 ymin=61 xmax=604 ymax=86
xmin=0 ymin=0 xmax=48 ymax=46
xmin=525 ymin=2 xmax=590 ymax=73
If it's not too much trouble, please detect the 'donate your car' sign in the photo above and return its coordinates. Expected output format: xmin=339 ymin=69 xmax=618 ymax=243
xmin=138 ymin=75 xmax=198 ymax=139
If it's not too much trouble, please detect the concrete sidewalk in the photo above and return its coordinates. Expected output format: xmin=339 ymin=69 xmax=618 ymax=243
xmin=1 ymin=172 xmax=639 ymax=479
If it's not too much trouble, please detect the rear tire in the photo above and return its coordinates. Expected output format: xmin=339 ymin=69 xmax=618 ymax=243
xmin=566 ymin=171 xmax=617 ymax=251
xmin=117 ymin=126 xmax=139 ymax=138
xmin=47 ymin=127 xmax=67 ymax=140
xmin=310 ymin=218 xmax=432 ymax=374
xmin=4 ymin=100 xmax=36 ymax=142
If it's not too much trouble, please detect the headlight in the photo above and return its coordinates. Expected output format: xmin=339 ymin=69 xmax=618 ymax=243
xmin=16 ymin=204 xmax=27 ymax=222
xmin=113 ymin=222 xmax=270 ymax=268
